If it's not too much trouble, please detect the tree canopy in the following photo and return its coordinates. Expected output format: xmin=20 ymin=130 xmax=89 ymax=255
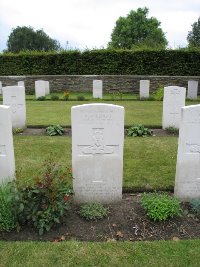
xmin=6 ymin=26 xmax=61 ymax=53
xmin=108 ymin=7 xmax=168 ymax=50
xmin=187 ymin=17 xmax=200 ymax=48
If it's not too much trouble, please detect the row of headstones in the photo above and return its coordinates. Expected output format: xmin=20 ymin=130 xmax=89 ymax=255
xmin=1 ymin=102 xmax=200 ymax=203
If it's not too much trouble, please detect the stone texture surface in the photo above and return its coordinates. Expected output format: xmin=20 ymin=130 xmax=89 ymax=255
xmin=140 ymin=80 xmax=150 ymax=99
xmin=0 ymin=105 xmax=15 ymax=184
xmin=0 ymin=75 xmax=199 ymax=94
xmin=2 ymin=86 xmax=26 ymax=129
xmin=174 ymin=104 xmax=200 ymax=200
xmin=187 ymin=80 xmax=198 ymax=100
xmin=35 ymin=80 xmax=46 ymax=98
xmin=162 ymin=86 xmax=186 ymax=129
xmin=72 ymin=103 xmax=124 ymax=204
xmin=93 ymin=80 xmax=103 ymax=98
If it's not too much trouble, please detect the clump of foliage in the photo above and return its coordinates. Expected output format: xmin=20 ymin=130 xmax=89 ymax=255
xmin=128 ymin=124 xmax=152 ymax=137
xmin=187 ymin=17 xmax=200 ymax=48
xmin=152 ymin=86 xmax=164 ymax=101
xmin=140 ymin=192 xmax=182 ymax=221
xmin=0 ymin=182 xmax=17 ymax=231
xmin=165 ymin=127 xmax=179 ymax=135
xmin=77 ymin=95 xmax=85 ymax=101
xmin=46 ymin=125 xmax=64 ymax=136
xmin=189 ymin=199 xmax=200 ymax=214
xmin=79 ymin=203 xmax=109 ymax=221
xmin=36 ymin=96 xmax=46 ymax=101
xmin=63 ymin=91 xmax=70 ymax=101
xmin=13 ymin=159 xmax=73 ymax=235
xmin=51 ymin=94 xmax=59 ymax=101
xmin=13 ymin=128 xmax=24 ymax=134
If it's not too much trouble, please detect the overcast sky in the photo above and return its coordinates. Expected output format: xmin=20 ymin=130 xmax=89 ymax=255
xmin=0 ymin=0 xmax=199 ymax=52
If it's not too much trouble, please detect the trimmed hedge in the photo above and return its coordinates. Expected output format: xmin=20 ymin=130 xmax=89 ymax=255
xmin=0 ymin=49 xmax=200 ymax=76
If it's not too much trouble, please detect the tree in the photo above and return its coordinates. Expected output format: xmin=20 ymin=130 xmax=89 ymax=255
xmin=187 ymin=17 xmax=200 ymax=48
xmin=6 ymin=26 xmax=61 ymax=53
xmin=108 ymin=7 xmax=168 ymax=49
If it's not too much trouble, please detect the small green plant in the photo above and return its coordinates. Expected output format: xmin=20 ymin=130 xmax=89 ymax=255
xmin=46 ymin=125 xmax=64 ymax=136
xmin=140 ymin=192 xmax=182 ymax=222
xmin=79 ymin=203 xmax=109 ymax=221
xmin=0 ymin=182 xmax=17 ymax=231
xmin=152 ymin=86 xmax=164 ymax=101
xmin=51 ymin=94 xmax=59 ymax=101
xmin=14 ymin=159 xmax=73 ymax=235
xmin=189 ymin=199 xmax=200 ymax=214
xmin=13 ymin=128 xmax=24 ymax=134
xmin=127 ymin=124 xmax=152 ymax=137
xmin=77 ymin=95 xmax=85 ymax=101
xmin=36 ymin=96 xmax=46 ymax=101
xmin=165 ymin=127 xmax=179 ymax=135
xmin=63 ymin=90 xmax=70 ymax=100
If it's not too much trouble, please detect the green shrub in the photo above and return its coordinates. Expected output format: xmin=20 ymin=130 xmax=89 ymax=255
xmin=14 ymin=159 xmax=73 ymax=235
xmin=63 ymin=91 xmax=70 ymax=101
xmin=127 ymin=124 xmax=152 ymax=137
xmin=46 ymin=125 xmax=64 ymax=136
xmin=36 ymin=96 xmax=46 ymax=101
xmin=51 ymin=94 xmax=59 ymax=101
xmin=189 ymin=199 xmax=200 ymax=214
xmin=13 ymin=127 xmax=24 ymax=134
xmin=165 ymin=127 xmax=179 ymax=135
xmin=0 ymin=182 xmax=17 ymax=231
xmin=140 ymin=192 xmax=182 ymax=221
xmin=79 ymin=203 xmax=109 ymax=221
xmin=77 ymin=95 xmax=85 ymax=101
xmin=152 ymin=86 xmax=164 ymax=101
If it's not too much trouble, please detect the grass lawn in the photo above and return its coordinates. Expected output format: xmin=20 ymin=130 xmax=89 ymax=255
xmin=0 ymin=240 xmax=200 ymax=267
xmin=14 ymin=135 xmax=178 ymax=190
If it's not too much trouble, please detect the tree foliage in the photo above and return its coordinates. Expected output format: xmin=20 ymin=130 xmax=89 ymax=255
xmin=6 ymin=26 xmax=61 ymax=53
xmin=108 ymin=7 xmax=168 ymax=50
xmin=187 ymin=17 xmax=200 ymax=48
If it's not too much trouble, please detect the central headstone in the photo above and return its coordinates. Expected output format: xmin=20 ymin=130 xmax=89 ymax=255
xmin=72 ymin=103 xmax=124 ymax=203
xmin=162 ymin=86 xmax=186 ymax=129
xmin=93 ymin=80 xmax=103 ymax=99
xmin=45 ymin=81 xmax=50 ymax=95
xmin=35 ymin=80 xmax=46 ymax=98
xmin=0 ymin=105 xmax=15 ymax=184
xmin=187 ymin=80 xmax=198 ymax=100
xmin=174 ymin=104 xmax=200 ymax=200
xmin=139 ymin=80 xmax=150 ymax=99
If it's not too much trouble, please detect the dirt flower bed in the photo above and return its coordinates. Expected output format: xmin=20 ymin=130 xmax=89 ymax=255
xmin=0 ymin=194 xmax=199 ymax=242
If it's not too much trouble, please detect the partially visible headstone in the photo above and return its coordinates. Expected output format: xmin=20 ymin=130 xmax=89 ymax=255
xmin=162 ymin=86 xmax=186 ymax=129
xmin=3 ymin=86 xmax=26 ymax=129
xmin=72 ymin=103 xmax=124 ymax=204
xmin=35 ymin=80 xmax=46 ymax=98
xmin=187 ymin=80 xmax=198 ymax=100
xmin=140 ymin=80 xmax=150 ymax=99
xmin=0 ymin=81 xmax=2 ymax=94
xmin=174 ymin=104 xmax=200 ymax=200
xmin=18 ymin=81 xmax=25 ymax=88
xmin=45 ymin=81 xmax=50 ymax=95
xmin=93 ymin=80 xmax=103 ymax=99
xmin=0 ymin=105 xmax=15 ymax=184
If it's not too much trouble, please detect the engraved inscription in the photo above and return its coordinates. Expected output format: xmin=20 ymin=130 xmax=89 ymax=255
xmin=170 ymin=88 xmax=181 ymax=95
xmin=0 ymin=145 xmax=6 ymax=156
xmin=185 ymin=143 xmax=200 ymax=153
xmin=78 ymin=128 xmax=119 ymax=156
xmin=78 ymin=108 xmax=115 ymax=125
xmin=11 ymin=96 xmax=23 ymax=114
xmin=185 ymin=110 xmax=200 ymax=124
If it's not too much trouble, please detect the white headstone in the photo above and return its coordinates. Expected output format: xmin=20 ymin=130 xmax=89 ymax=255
xmin=139 ymin=80 xmax=150 ymax=99
xmin=18 ymin=81 xmax=25 ymax=88
xmin=162 ymin=86 xmax=186 ymax=129
xmin=35 ymin=80 xmax=46 ymax=98
xmin=187 ymin=80 xmax=198 ymax=100
xmin=93 ymin=80 xmax=103 ymax=99
xmin=0 ymin=81 xmax=2 ymax=94
xmin=45 ymin=81 xmax=50 ymax=95
xmin=174 ymin=104 xmax=200 ymax=200
xmin=2 ymin=86 xmax=26 ymax=129
xmin=0 ymin=105 xmax=15 ymax=184
xmin=72 ymin=103 xmax=124 ymax=204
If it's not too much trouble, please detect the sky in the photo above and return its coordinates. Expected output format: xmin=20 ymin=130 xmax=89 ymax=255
xmin=0 ymin=0 xmax=200 ymax=52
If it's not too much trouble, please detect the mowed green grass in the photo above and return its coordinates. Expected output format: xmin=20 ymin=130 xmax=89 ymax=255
xmin=0 ymin=240 xmax=200 ymax=267
xmin=14 ymin=135 xmax=178 ymax=190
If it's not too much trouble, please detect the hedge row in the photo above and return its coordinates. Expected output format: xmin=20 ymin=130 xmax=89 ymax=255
xmin=0 ymin=50 xmax=200 ymax=76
